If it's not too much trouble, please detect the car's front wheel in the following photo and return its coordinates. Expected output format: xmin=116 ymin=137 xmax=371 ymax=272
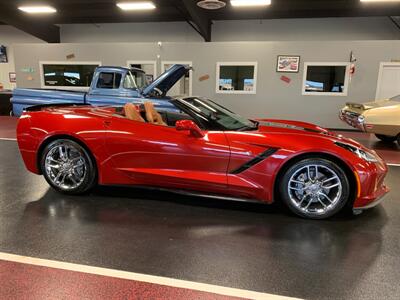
xmin=375 ymin=134 xmax=397 ymax=143
xmin=279 ymin=158 xmax=350 ymax=219
xmin=40 ymin=139 xmax=97 ymax=195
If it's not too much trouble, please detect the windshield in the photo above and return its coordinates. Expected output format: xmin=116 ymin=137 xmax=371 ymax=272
xmin=390 ymin=94 xmax=400 ymax=102
xmin=176 ymin=97 xmax=256 ymax=131
xmin=123 ymin=70 xmax=147 ymax=90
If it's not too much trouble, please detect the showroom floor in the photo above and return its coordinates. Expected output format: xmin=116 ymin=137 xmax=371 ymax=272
xmin=0 ymin=116 xmax=400 ymax=300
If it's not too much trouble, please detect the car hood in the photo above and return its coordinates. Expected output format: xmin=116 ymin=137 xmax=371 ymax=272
xmin=345 ymin=99 xmax=399 ymax=111
xmin=237 ymin=118 xmax=365 ymax=149
xmin=142 ymin=64 xmax=191 ymax=97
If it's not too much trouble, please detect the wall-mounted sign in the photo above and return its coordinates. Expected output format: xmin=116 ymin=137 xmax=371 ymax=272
xmin=66 ymin=53 xmax=75 ymax=60
xmin=280 ymin=75 xmax=291 ymax=84
xmin=0 ymin=45 xmax=7 ymax=63
xmin=9 ymin=72 xmax=16 ymax=83
xmin=21 ymin=67 xmax=35 ymax=73
xmin=199 ymin=74 xmax=210 ymax=82
xmin=276 ymin=55 xmax=300 ymax=73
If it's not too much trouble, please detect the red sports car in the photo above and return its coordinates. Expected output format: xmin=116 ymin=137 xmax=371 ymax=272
xmin=17 ymin=97 xmax=389 ymax=219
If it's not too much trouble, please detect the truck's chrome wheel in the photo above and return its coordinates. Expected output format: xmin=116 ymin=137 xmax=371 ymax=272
xmin=287 ymin=164 xmax=342 ymax=216
xmin=44 ymin=143 xmax=87 ymax=191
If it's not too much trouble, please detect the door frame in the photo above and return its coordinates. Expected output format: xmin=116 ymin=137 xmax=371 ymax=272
xmin=375 ymin=62 xmax=400 ymax=100
xmin=161 ymin=61 xmax=193 ymax=96
xmin=126 ymin=60 xmax=157 ymax=78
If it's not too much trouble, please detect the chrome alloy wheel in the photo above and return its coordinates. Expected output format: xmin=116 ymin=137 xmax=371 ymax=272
xmin=44 ymin=143 xmax=87 ymax=191
xmin=287 ymin=164 xmax=343 ymax=216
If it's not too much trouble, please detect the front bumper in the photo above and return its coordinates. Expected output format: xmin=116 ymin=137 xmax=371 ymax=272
xmin=339 ymin=110 xmax=365 ymax=131
xmin=354 ymin=183 xmax=389 ymax=210
xmin=353 ymin=157 xmax=390 ymax=209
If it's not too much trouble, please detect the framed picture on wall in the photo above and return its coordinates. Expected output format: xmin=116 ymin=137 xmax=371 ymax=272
xmin=276 ymin=55 xmax=300 ymax=73
xmin=0 ymin=45 xmax=8 ymax=63
xmin=9 ymin=72 xmax=16 ymax=83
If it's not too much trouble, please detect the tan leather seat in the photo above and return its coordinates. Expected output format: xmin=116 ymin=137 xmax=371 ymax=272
xmin=124 ymin=103 xmax=145 ymax=122
xmin=144 ymin=102 xmax=167 ymax=126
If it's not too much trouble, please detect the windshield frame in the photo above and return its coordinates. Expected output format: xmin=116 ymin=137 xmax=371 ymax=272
xmin=170 ymin=97 xmax=258 ymax=131
xmin=123 ymin=69 xmax=147 ymax=91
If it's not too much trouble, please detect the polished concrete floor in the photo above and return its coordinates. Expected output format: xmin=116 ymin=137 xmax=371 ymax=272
xmin=0 ymin=139 xmax=400 ymax=299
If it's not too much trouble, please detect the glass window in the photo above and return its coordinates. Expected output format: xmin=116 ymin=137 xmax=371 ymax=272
xmin=123 ymin=70 xmax=147 ymax=90
xmin=303 ymin=63 xmax=350 ymax=96
xmin=162 ymin=62 xmax=192 ymax=97
xmin=128 ymin=61 xmax=156 ymax=85
xmin=97 ymin=72 xmax=122 ymax=89
xmin=175 ymin=97 xmax=257 ymax=131
xmin=217 ymin=63 xmax=257 ymax=94
xmin=42 ymin=64 xmax=99 ymax=88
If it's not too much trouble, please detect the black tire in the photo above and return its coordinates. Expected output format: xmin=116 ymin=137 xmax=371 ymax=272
xmin=375 ymin=134 xmax=396 ymax=143
xmin=40 ymin=139 xmax=97 ymax=195
xmin=279 ymin=158 xmax=350 ymax=219
xmin=397 ymin=135 xmax=400 ymax=146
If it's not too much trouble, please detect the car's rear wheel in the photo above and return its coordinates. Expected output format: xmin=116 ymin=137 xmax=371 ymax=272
xmin=40 ymin=139 xmax=97 ymax=195
xmin=375 ymin=134 xmax=397 ymax=143
xmin=279 ymin=158 xmax=350 ymax=219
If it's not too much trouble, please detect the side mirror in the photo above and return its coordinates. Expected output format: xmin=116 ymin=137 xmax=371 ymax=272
xmin=176 ymin=120 xmax=204 ymax=138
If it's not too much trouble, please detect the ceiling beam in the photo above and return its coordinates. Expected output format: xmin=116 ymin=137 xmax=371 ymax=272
xmin=178 ymin=0 xmax=212 ymax=42
xmin=0 ymin=8 xmax=60 ymax=43
xmin=389 ymin=16 xmax=400 ymax=33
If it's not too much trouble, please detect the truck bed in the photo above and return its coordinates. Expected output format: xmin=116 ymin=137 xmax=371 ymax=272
xmin=12 ymin=88 xmax=86 ymax=116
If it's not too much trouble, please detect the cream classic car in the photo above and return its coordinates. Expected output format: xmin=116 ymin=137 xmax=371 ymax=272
xmin=340 ymin=94 xmax=400 ymax=144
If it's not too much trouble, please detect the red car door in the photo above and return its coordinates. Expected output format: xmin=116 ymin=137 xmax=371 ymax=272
xmin=104 ymin=117 xmax=231 ymax=194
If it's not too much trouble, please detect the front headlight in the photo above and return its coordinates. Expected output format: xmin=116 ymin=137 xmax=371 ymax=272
xmin=335 ymin=142 xmax=378 ymax=162
xmin=358 ymin=115 xmax=365 ymax=124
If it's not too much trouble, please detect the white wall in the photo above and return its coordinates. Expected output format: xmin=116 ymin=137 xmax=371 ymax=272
xmin=213 ymin=18 xmax=400 ymax=41
xmin=0 ymin=26 xmax=44 ymax=90
xmin=60 ymin=17 xmax=400 ymax=43
xmin=61 ymin=22 xmax=203 ymax=43
xmin=2 ymin=16 xmax=399 ymax=90
xmin=13 ymin=41 xmax=400 ymax=129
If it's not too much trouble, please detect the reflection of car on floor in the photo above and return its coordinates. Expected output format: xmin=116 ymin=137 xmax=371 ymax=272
xmin=17 ymin=97 xmax=389 ymax=219
xmin=340 ymin=94 xmax=400 ymax=145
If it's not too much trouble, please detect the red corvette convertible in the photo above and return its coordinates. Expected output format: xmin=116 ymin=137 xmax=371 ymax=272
xmin=17 ymin=97 xmax=389 ymax=219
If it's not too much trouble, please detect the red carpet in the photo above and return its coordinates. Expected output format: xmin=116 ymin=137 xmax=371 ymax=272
xmin=0 ymin=259 xmax=247 ymax=300
xmin=0 ymin=116 xmax=17 ymax=139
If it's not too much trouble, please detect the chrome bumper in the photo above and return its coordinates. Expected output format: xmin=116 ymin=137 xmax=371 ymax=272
xmin=339 ymin=110 xmax=364 ymax=131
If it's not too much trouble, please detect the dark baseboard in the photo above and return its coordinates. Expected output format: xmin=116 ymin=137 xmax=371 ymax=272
xmin=328 ymin=128 xmax=363 ymax=132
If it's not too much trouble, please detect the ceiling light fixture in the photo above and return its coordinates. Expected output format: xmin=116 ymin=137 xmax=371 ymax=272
xmin=231 ymin=0 xmax=271 ymax=7
xmin=18 ymin=6 xmax=57 ymax=14
xmin=360 ymin=0 xmax=400 ymax=2
xmin=197 ymin=0 xmax=226 ymax=10
xmin=116 ymin=2 xmax=156 ymax=10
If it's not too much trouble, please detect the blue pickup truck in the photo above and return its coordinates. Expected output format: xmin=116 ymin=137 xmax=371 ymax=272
xmin=11 ymin=64 xmax=189 ymax=116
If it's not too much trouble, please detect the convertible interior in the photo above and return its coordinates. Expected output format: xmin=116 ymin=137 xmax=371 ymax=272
xmin=122 ymin=102 xmax=194 ymax=127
